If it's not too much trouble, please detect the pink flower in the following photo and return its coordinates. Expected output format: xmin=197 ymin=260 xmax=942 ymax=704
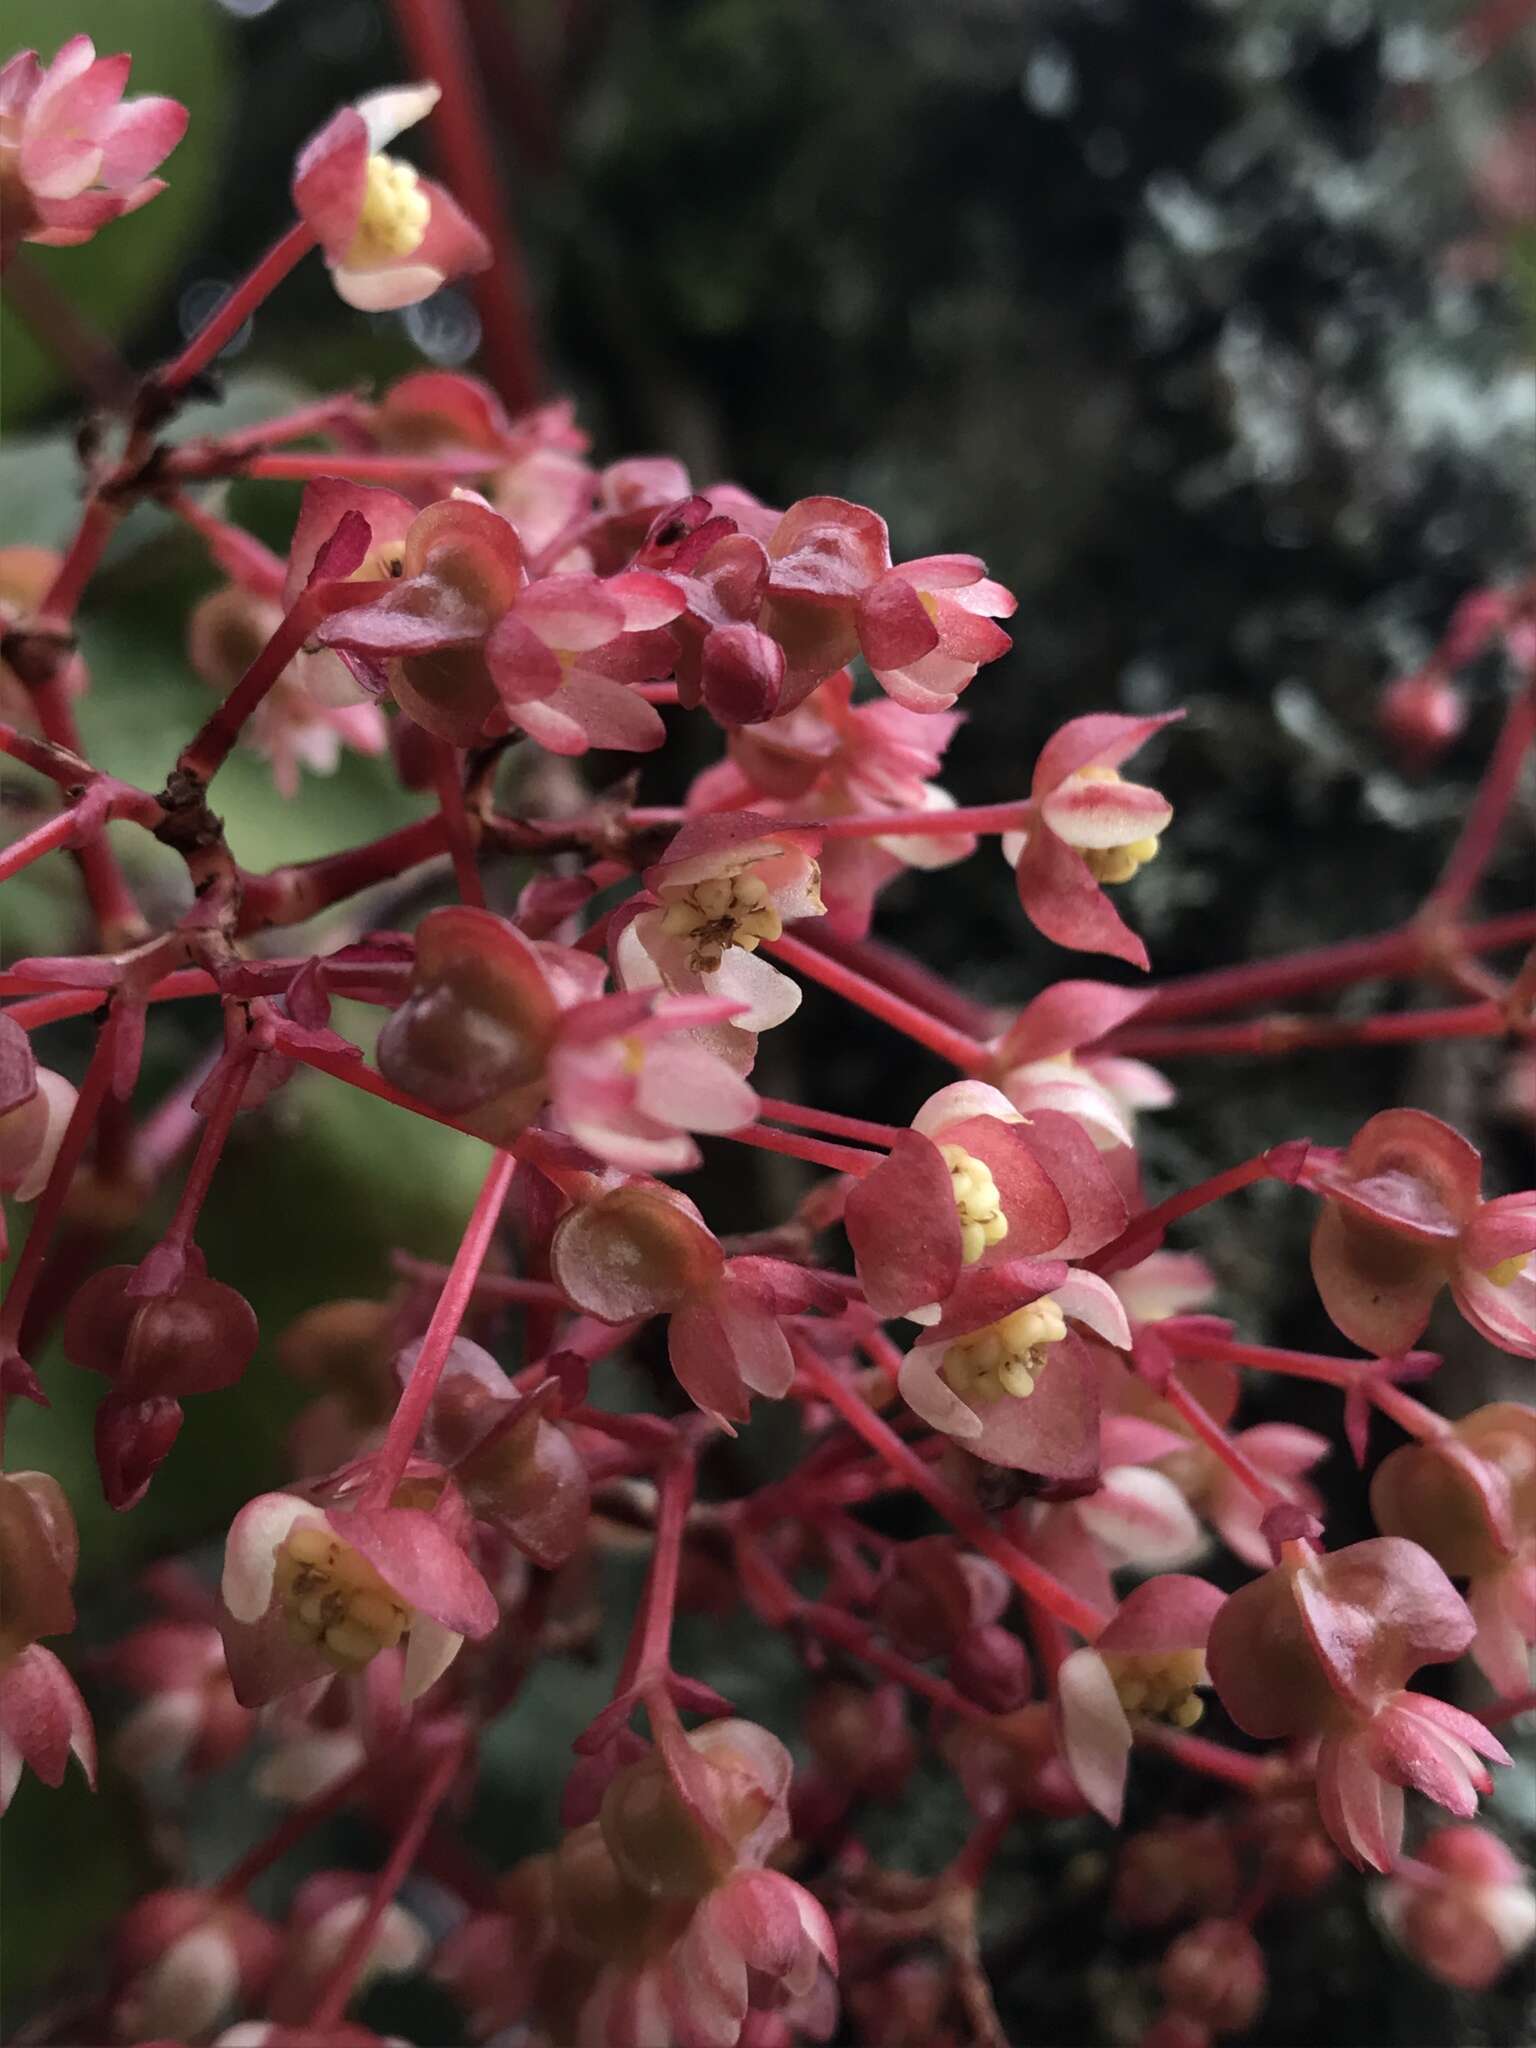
xmin=1207 ymin=1537 xmax=1511 ymax=1871
xmin=548 ymin=1176 xmax=843 ymax=1426
xmin=487 ymin=569 xmax=684 ymax=754
xmin=619 ymin=814 xmax=826 ymax=1038
xmin=111 ymin=1889 xmax=280 ymax=2043
xmin=855 ymin=553 xmax=1015 ymax=712
xmin=0 ymin=1471 xmax=94 ymax=1812
xmin=266 ymin=1871 xmax=428 ymax=2024
xmin=1008 ymin=713 xmax=1181 ymax=969
xmin=0 ymin=1020 xmax=76 ymax=1214
xmin=548 ymin=989 xmax=759 ymax=1173
xmin=1057 ymin=1573 xmax=1227 ymax=1823
xmin=757 ymin=496 xmax=892 ymax=709
xmin=1306 ymin=1109 xmax=1536 ymax=1358
xmin=219 ymin=1488 xmax=498 ymax=1707
xmin=669 ymin=1867 xmax=836 ymax=2048
xmin=100 ymin=1617 xmax=253 ymax=1779
xmin=292 ymin=84 xmax=490 ymax=310
xmin=1377 ymin=1825 xmax=1536 ymax=1991
xmin=991 ymin=979 xmax=1173 ymax=1153
xmin=1370 ymin=1402 xmax=1536 ymax=1693
xmin=0 ymin=36 xmax=187 ymax=257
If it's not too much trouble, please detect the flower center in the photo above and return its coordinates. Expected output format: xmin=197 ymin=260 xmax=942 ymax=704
xmin=1068 ymin=766 xmax=1163 ymax=886
xmin=347 ymin=154 xmax=431 ymax=268
xmin=657 ymin=872 xmax=783 ymax=974
xmin=940 ymin=1144 xmax=1009 ymax=1265
xmin=941 ymin=1297 xmax=1067 ymax=1404
xmin=273 ymin=1523 xmax=409 ymax=1672
xmin=1484 ymin=1253 xmax=1530 ymax=1288
xmin=1103 ymin=1648 xmax=1207 ymax=1727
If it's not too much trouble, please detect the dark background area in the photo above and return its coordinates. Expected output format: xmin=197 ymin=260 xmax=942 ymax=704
xmin=1 ymin=1 xmax=1533 ymax=2042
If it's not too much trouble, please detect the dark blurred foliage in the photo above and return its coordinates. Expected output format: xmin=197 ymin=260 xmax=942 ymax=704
xmin=2 ymin=1 xmax=1533 ymax=2043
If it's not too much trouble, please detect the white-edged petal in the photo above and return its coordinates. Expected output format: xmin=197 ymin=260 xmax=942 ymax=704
xmin=402 ymin=1615 xmax=464 ymax=1701
xmin=356 ymin=82 xmax=440 ymax=151
xmin=221 ymin=1493 xmax=316 ymax=1623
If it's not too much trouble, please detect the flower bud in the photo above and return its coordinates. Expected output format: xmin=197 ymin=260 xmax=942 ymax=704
xmin=948 ymin=1623 xmax=1032 ymax=1712
xmin=0 ymin=1471 xmax=77 ymax=1659
xmin=1379 ymin=669 xmax=1466 ymax=771
xmin=1114 ymin=1820 xmax=1241 ymax=1930
xmin=1378 ymin=1825 xmax=1536 ymax=1990
xmin=875 ymin=1536 xmax=1009 ymax=1660
xmin=1158 ymin=1918 xmax=1266 ymax=2033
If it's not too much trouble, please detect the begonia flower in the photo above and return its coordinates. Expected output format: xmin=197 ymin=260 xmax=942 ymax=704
xmin=991 ymin=979 xmax=1173 ymax=1153
xmin=1377 ymin=1825 xmax=1536 ymax=1991
xmin=0 ymin=1027 xmax=76 ymax=1237
xmin=1370 ymin=1402 xmax=1536 ymax=1693
xmin=1113 ymin=1818 xmax=1241 ymax=1929
xmin=854 ymin=553 xmax=1016 ymax=712
xmin=266 ymin=1872 xmax=428 ymax=2023
xmin=0 ymin=36 xmax=187 ymax=258
xmin=99 ymin=1615 xmax=253 ymax=1778
xmin=1158 ymin=1918 xmax=1267 ymax=2035
xmin=619 ymin=814 xmax=825 ymax=1037
xmin=1057 ymin=1573 xmax=1227 ymax=1823
xmin=549 ymin=1177 xmax=843 ymax=1426
xmin=548 ymin=989 xmax=759 ymax=1173
xmin=111 ymin=1889 xmax=279 ymax=2044
xmin=756 ymin=496 xmax=892 ymax=709
xmin=1306 ymin=1109 xmax=1536 ymax=1357
xmin=486 ymin=569 xmax=683 ymax=755
xmin=219 ymin=1487 xmax=498 ymax=1707
xmin=1207 ymin=1537 xmax=1510 ymax=1870
xmin=292 ymin=84 xmax=490 ymax=310
xmin=1006 ymin=713 xmax=1181 ymax=969
xmin=0 ymin=1470 xmax=95 ymax=1812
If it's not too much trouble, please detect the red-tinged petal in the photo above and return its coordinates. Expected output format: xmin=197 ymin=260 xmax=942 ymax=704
xmin=845 ymin=1131 xmax=962 ymax=1317
xmin=933 ymin=1112 xmax=1073 ymax=1257
xmin=724 ymin=1256 xmax=847 ymax=1318
xmin=514 ymin=573 xmax=626 ymax=653
xmin=332 ymin=1506 xmax=497 ymax=1639
xmin=217 ymin=1606 xmax=336 ymax=1710
xmin=899 ymin=1340 xmax=984 ymax=1442
xmin=608 ymin=569 xmax=687 ymax=630
xmin=968 ymin=1327 xmax=1102 ymax=1486
xmin=994 ymin=980 xmax=1153 ymax=1067
xmin=96 ymin=94 xmax=187 ymax=187
xmin=551 ymin=1184 xmax=724 ymax=1321
xmin=700 ymin=622 xmax=785 ymax=727
xmin=856 ymin=573 xmax=941 ymax=670
xmin=1324 ymin=1109 xmax=1483 ymax=1238
xmin=1053 ymin=1269 xmax=1133 ymax=1349
xmin=895 ymin=552 xmax=990 ymax=591
xmin=668 ymin=1299 xmax=752 ymax=1425
xmin=1016 ymin=1108 xmax=1128 ymax=1259
xmin=635 ymin=1041 xmax=757 ymax=1134
xmin=508 ymin=671 xmax=667 ymax=755
xmin=1016 ymin=826 xmax=1152 ymax=969
xmin=221 ymin=1493 xmax=314 ymax=1623
xmin=1310 ymin=1203 xmax=1444 ymax=1356
xmin=1316 ymin=1730 xmax=1403 ymax=1872
xmin=1041 ymin=774 xmax=1173 ymax=852
xmin=1236 ymin=1422 xmax=1332 ymax=1481
xmin=1462 ymin=1192 xmax=1536 ymax=1270
xmin=1400 ymin=1692 xmax=1512 ymax=1767
xmin=1293 ymin=1538 xmax=1475 ymax=1709
xmin=1057 ymin=1648 xmax=1132 ymax=1823
xmin=0 ymin=53 xmax=44 ymax=122
xmin=330 ymin=258 xmax=446 ymax=313
xmin=291 ymin=106 xmax=369 ymax=256
xmin=712 ymin=1280 xmax=795 ymax=1400
xmin=485 ymin=610 xmax=565 ymax=702
xmin=412 ymin=176 xmax=492 ymax=282
xmin=926 ymin=1256 xmax=1072 ymax=1342
xmin=766 ymin=496 xmax=890 ymax=602
xmin=354 ymin=82 xmax=440 ymax=150
xmin=1032 ymin=711 xmax=1184 ymax=798
xmin=0 ymin=1646 xmax=95 ymax=1807
xmin=285 ymin=478 xmax=415 ymax=607
xmin=1097 ymin=1572 xmax=1226 ymax=1655
xmin=1076 ymin=1466 xmax=1203 ymax=1568
xmin=1206 ymin=1570 xmax=1318 ymax=1740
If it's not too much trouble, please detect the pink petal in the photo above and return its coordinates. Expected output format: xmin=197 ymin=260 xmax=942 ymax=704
xmin=994 ymin=980 xmax=1153 ymax=1066
xmin=635 ymin=1041 xmax=757 ymax=1134
xmin=845 ymin=1131 xmax=962 ymax=1317
xmin=1015 ymin=827 xmax=1152 ymax=970
xmin=668 ymin=1299 xmax=752 ymax=1425
xmin=291 ymin=106 xmax=369 ymax=257
xmin=514 ymin=573 xmax=626 ymax=652
xmin=1016 ymin=1108 xmax=1128 ymax=1259
xmin=767 ymin=496 xmax=890 ymax=601
xmin=1057 ymin=1648 xmax=1132 ymax=1823
xmin=96 ymin=95 xmax=187 ymax=186
xmin=1041 ymin=775 xmax=1173 ymax=852
xmin=1032 ymin=711 xmax=1184 ymax=798
xmin=856 ymin=573 xmax=941 ymax=670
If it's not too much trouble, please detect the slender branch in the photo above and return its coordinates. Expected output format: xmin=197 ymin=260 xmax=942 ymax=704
xmin=157 ymin=222 xmax=317 ymax=394
xmin=766 ymin=931 xmax=990 ymax=1073
xmin=1423 ymin=678 xmax=1536 ymax=919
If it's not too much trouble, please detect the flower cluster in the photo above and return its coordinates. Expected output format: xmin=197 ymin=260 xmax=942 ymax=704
xmin=1 ymin=39 xmax=1533 ymax=2048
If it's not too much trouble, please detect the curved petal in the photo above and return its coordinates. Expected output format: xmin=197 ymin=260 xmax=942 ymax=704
xmin=1057 ymin=1648 xmax=1132 ymax=1823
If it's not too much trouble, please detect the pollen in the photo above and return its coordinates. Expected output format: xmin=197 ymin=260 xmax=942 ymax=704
xmin=657 ymin=871 xmax=784 ymax=974
xmin=1103 ymin=1648 xmax=1208 ymax=1728
xmin=1485 ymin=1253 xmax=1530 ymax=1288
xmin=347 ymin=154 xmax=431 ymax=268
xmin=273 ymin=1522 xmax=409 ymax=1673
xmin=1069 ymin=766 xmax=1164 ymax=886
xmin=941 ymin=1296 xmax=1067 ymax=1405
xmin=940 ymin=1143 xmax=1009 ymax=1264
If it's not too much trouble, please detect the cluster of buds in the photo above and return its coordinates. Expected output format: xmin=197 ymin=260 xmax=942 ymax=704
xmin=1 ymin=32 xmax=1533 ymax=2048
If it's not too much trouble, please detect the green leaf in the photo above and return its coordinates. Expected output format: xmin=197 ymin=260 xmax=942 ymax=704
xmin=0 ymin=0 xmax=232 ymax=427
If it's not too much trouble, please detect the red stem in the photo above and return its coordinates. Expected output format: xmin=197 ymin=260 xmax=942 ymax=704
xmin=388 ymin=0 xmax=545 ymax=410
xmin=1090 ymin=1144 xmax=1306 ymax=1274
xmin=0 ymin=807 xmax=79 ymax=884
xmin=610 ymin=1448 xmax=696 ymax=1700
xmin=365 ymin=1148 xmax=516 ymax=1503
xmin=1162 ymin=1375 xmax=1287 ymax=1509
xmin=431 ymin=742 xmax=485 ymax=906
xmin=29 ymin=678 xmax=147 ymax=948
xmin=160 ymin=1051 xmax=252 ymax=1251
xmin=159 ymin=222 xmax=317 ymax=393
xmin=1107 ymin=1000 xmax=1510 ymax=1061
xmin=796 ymin=1336 xmax=1109 ymax=1640
xmin=1424 ymin=679 xmax=1536 ymax=918
xmin=237 ymin=813 xmax=449 ymax=931
xmin=1134 ymin=1722 xmax=1280 ymax=1792
xmin=794 ymin=926 xmax=1002 ymax=1039
xmin=216 ymin=448 xmax=497 ymax=483
xmin=766 ymin=931 xmax=990 ymax=1073
xmin=754 ymin=1095 xmax=904 ymax=1147
xmin=722 ymin=1120 xmax=883 ymax=1177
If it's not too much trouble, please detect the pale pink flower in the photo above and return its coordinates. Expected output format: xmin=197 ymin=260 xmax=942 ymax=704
xmin=1377 ymin=1825 xmax=1536 ymax=1991
xmin=992 ymin=980 xmax=1173 ymax=1152
xmin=487 ymin=569 xmax=684 ymax=754
xmin=855 ymin=553 xmax=1015 ymax=712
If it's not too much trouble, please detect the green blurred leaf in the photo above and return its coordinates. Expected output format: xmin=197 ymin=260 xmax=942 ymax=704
xmin=0 ymin=0 xmax=232 ymax=426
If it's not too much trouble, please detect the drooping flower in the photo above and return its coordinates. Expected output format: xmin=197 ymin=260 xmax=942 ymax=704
xmin=110 ymin=1889 xmax=280 ymax=2044
xmin=1056 ymin=1573 xmax=1227 ymax=1823
xmin=99 ymin=1613 xmax=253 ymax=1779
xmin=1370 ymin=1402 xmax=1536 ymax=1693
xmin=756 ymin=496 xmax=891 ymax=710
xmin=292 ymin=85 xmax=490 ymax=310
xmin=486 ymin=569 xmax=683 ymax=754
xmin=1158 ymin=1918 xmax=1267 ymax=2036
xmin=219 ymin=1487 xmax=498 ymax=1707
xmin=1377 ymin=1825 xmax=1536 ymax=1991
xmin=854 ymin=553 xmax=1016 ymax=713
xmin=1207 ymin=1537 xmax=1510 ymax=1871
xmin=265 ymin=1871 xmax=429 ymax=2024
xmin=1007 ymin=713 xmax=1181 ymax=969
xmin=0 ymin=36 xmax=187 ymax=258
xmin=0 ymin=1017 xmax=77 ymax=1238
xmin=1305 ymin=1109 xmax=1536 ymax=1358
xmin=990 ymin=979 xmax=1173 ymax=1154
xmin=0 ymin=1470 xmax=95 ymax=1812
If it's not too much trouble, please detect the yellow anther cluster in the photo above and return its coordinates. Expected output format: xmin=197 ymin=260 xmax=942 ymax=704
xmin=941 ymin=1296 xmax=1068 ymax=1405
xmin=1104 ymin=1648 xmax=1207 ymax=1728
xmin=273 ymin=1523 xmax=409 ymax=1673
xmin=940 ymin=1143 xmax=1009 ymax=1265
xmin=1071 ymin=766 xmax=1163 ymax=886
xmin=347 ymin=154 xmax=431 ymax=268
xmin=657 ymin=872 xmax=783 ymax=974
xmin=1485 ymin=1253 xmax=1530 ymax=1288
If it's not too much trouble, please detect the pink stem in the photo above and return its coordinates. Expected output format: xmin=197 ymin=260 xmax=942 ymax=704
xmin=0 ymin=807 xmax=80 ymax=883
xmin=766 ymin=931 xmax=990 ymax=1073
xmin=218 ymin=448 xmax=496 ymax=483
xmin=795 ymin=926 xmax=1002 ymax=1038
xmin=722 ymin=1120 xmax=884 ymax=1177
xmin=431 ymin=742 xmax=485 ymax=906
xmin=1162 ymin=1375 xmax=1287 ymax=1509
xmin=754 ymin=1095 xmax=904 ymax=1147
xmin=807 ymin=798 xmax=1033 ymax=840
xmin=609 ymin=1448 xmax=696 ymax=1700
xmin=215 ymin=1754 xmax=375 ymax=1899
xmin=365 ymin=1148 xmax=516 ymax=1504
xmin=797 ymin=1335 xmax=1109 ymax=1640
xmin=1090 ymin=1144 xmax=1307 ymax=1274
xmin=1106 ymin=1000 xmax=1508 ymax=1061
xmin=160 ymin=1051 xmax=251 ymax=1252
xmin=237 ymin=813 xmax=449 ymax=931
xmin=1424 ymin=678 xmax=1536 ymax=918
xmin=28 ymin=678 xmax=146 ymax=948
xmin=159 ymin=222 xmax=318 ymax=393
xmin=1134 ymin=1722 xmax=1280 ymax=1791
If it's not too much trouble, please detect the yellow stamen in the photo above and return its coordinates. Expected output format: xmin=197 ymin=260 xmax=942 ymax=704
xmin=941 ymin=1296 xmax=1067 ymax=1406
xmin=273 ymin=1523 xmax=409 ymax=1673
xmin=657 ymin=870 xmax=785 ymax=974
xmin=347 ymin=154 xmax=431 ymax=268
xmin=939 ymin=1143 xmax=1009 ymax=1265
xmin=1068 ymin=766 xmax=1164 ymax=886
xmin=1485 ymin=1254 xmax=1530 ymax=1288
xmin=1103 ymin=1648 xmax=1207 ymax=1727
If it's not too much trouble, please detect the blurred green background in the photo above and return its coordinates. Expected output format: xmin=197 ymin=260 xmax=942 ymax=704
xmin=2 ymin=1 xmax=1533 ymax=2042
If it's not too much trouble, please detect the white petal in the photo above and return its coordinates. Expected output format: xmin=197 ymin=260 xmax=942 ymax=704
xmin=356 ymin=83 xmax=441 ymax=151
xmin=1053 ymin=1269 xmax=1133 ymax=1349
xmin=1078 ymin=1468 xmax=1204 ymax=1569
xmin=403 ymin=1615 xmax=464 ymax=1701
xmin=331 ymin=261 xmax=446 ymax=312
xmin=1058 ymin=1647 xmax=1133 ymax=1824
xmin=897 ymin=1342 xmax=982 ymax=1439
xmin=911 ymin=1079 xmax=1020 ymax=1136
xmin=221 ymin=1493 xmax=314 ymax=1623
